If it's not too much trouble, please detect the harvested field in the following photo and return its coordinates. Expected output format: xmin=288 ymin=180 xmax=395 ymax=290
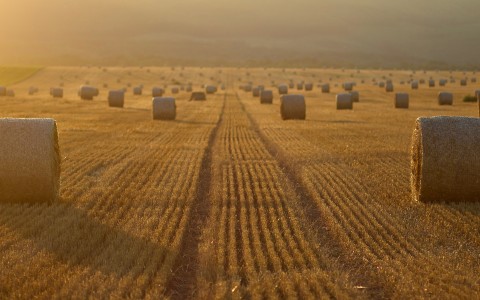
xmin=0 ymin=66 xmax=479 ymax=299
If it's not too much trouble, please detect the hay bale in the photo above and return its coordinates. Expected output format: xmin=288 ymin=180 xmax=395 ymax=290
xmin=280 ymin=95 xmax=306 ymax=120
xmin=51 ymin=88 xmax=63 ymax=98
xmin=438 ymin=92 xmax=453 ymax=105
xmin=395 ymin=93 xmax=409 ymax=108
xmin=78 ymin=86 xmax=98 ymax=100
xmin=108 ymin=90 xmax=125 ymax=108
xmin=385 ymin=82 xmax=394 ymax=92
xmin=6 ymin=89 xmax=14 ymax=97
xmin=288 ymin=82 xmax=295 ymax=89
xmin=28 ymin=86 xmax=38 ymax=95
xmin=0 ymin=118 xmax=60 ymax=203
xmin=0 ymin=86 xmax=6 ymax=96
xmin=252 ymin=87 xmax=260 ymax=97
xmin=296 ymin=83 xmax=304 ymax=90
xmin=152 ymin=97 xmax=176 ymax=120
xmin=244 ymin=84 xmax=252 ymax=92
xmin=350 ymin=91 xmax=360 ymax=102
xmin=336 ymin=93 xmax=353 ymax=110
xmin=321 ymin=83 xmax=330 ymax=93
xmin=260 ymin=90 xmax=273 ymax=104
xmin=171 ymin=87 xmax=179 ymax=94
xmin=411 ymin=81 xmax=419 ymax=89
xmin=439 ymin=79 xmax=447 ymax=86
xmin=471 ymin=77 xmax=477 ymax=83
xmin=379 ymin=82 xmax=386 ymax=88
xmin=186 ymin=85 xmax=193 ymax=92
xmin=411 ymin=116 xmax=480 ymax=202
xmin=278 ymin=84 xmax=288 ymax=95
xmin=133 ymin=86 xmax=142 ymax=95
xmin=152 ymin=87 xmax=164 ymax=97
xmin=419 ymin=79 xmax=426 ymax=84
xmin=304 ymin=83 xmax=313 ymax=91
xmin=461 ymin=79 xmax=467 ymax=86
xmin=343 ymin=82 xmax=353 ymax=91
xmin=190 ymin=91 xmax=206 ymax=101
xmin=206 ymin=85 xmax=217 ymax=94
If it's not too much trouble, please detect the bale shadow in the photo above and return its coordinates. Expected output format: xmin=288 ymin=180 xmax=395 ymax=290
xmin=0 ymin=202 xmax=172 ymax=277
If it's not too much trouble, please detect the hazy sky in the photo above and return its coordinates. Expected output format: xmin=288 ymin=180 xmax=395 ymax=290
xmin=1 ymin=0 xmax=479 ymax=67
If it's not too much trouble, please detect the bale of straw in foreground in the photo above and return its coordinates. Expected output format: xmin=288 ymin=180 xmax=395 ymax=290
xmin=0 ymin=118 xmax=60 ymax=203
xmin=153 ymin=97 xmax=176 ymax=120
xmin=411 ymin=116 xmax=480 ymax=202
xmin=336 ymin=93 xmax=353 ymax=110
xmin=78 ymin=86 xmax=98 ymax=100
xmin=260 ymin=90 xmax=273 ymax=104
xmin=280 ymin=94 xmax=305 ymax=120
xmin=395 ymin=93 xmax=409 ymax=108
xmin=438 ymin=92 xmax=453 ymax=105
xmin=108 ymin=90 xmax=125 ymax=108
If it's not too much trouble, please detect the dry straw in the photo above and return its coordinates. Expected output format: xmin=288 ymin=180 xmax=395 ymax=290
xmin=280 ymin=95 xmax=306 ymax=120
xmin=260 ymin=90 xmax=273 ymax=104
xmin=51 ymin=88 xmax=63 ymax=98
xmin=108 ymin=90 xmax=125 ymax=108
xmin=0 ymin=118 xmax=60 ymax=203
xmin=133 ymin=86 xmax=142 ymax=95
xmin=153 ymin=97 xmax=176 ymax=120
xmin=321 ymin=83 xmax=330 ymax=93
xmin=395 ymin=93 xmax=409 ymax=108
xmin=0 ymin=86 xmax=6 ymax=96
xmin=411 ymin=81 xmax=419 ymax=89
xmin=152 ymin=87 xmax=164 ymax=97
xmin=411 ymin=116 xmax=480 ymax=202
xmin=304 ymin=83 xmax=313 ymax=91
xmin=206 ymin=85 xmax=217 ymax=94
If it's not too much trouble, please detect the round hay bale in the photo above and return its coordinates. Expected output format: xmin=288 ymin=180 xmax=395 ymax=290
xmin=6 ymin=89 xmax=15 ymax=97
xmin=252 ymin=87 xmax=260 ymax=97
xmin=152 ymin=87 xmax=164 ymax=97
xmin=260 ymin=90 xmax=273 ymax=104
xmin=186 ymin=85 xmax=193 ymax=92
xmin=78 ymin=86 xmax=98 ymax=100
xmin=278 ymin=84 xmax=288 ymax=95
xmin=190 ymin=91 xmax=206 ymax=101
xmin=108 ymin=90 xmax=125 ymax=108
xmin=280 ymin=95 xmax=306 ymax=120
xmin=460 ymin=79 xmax=467 ymax=86
xmin=133 ymin=86 xmax=142 ymax=95
xmin=51 ymin=88 xmax=63 ymax=98
xmin=411 ymin=116 xmax=480 ymax=202
xmin=171 ymin=87 xmax=179 ymax=94
xmin=321 ymin=83 xmax=330 ymax=93
xmin=471 ymin=77 xmax=477 ymax=83
xmin=336 ymin=93 xmax=353 ymax=110
xmin=350 ymin=91 xmax=360 ymax=102
xmin=152 ymin=97 xmax=176 ymax=120
xmin=304 ymin=83 xmax=313 ymax=91
xmin=0 ymin=86 xmax=6 ymax=96
xmin=206 ymin=85 xmax=217 ymax=94
xmin=343 ymin=82 xmax=353 ymax=91
xmin=395 ymin=93 xmax=409 ymax=108
xmin=296 ymin=83 xmax=304 ymax=90
xmin=288 ymin=82 xmax=295 ymax=89
xmin=439 ymin=79 xmax=447 ymax=86
xmin=379 ymin=82 xmax=386 ymax=88
xmin=385 ymin=82 xmax=394 ymax=92
xmin=411 ymin=81 xmax=419 ymax=89
xmin=438 ymin=92 xmax=453 ymax=105
xmin=0 ymin=118 xmax=60 ymax=203
xmin=28 ymin=86 xmax=38 ymax=95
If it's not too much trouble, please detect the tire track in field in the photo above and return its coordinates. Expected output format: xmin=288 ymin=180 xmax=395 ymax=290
xmin=165 ymin=89 xmax=226 ymax=299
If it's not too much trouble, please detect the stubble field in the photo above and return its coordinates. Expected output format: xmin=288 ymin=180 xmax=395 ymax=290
xmin=0 ymin=66 xmax=479 ymax=299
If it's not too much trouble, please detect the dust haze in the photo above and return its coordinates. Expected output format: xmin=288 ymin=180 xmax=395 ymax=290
xmin=1 ymin=0 xmax=479 ymax=68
